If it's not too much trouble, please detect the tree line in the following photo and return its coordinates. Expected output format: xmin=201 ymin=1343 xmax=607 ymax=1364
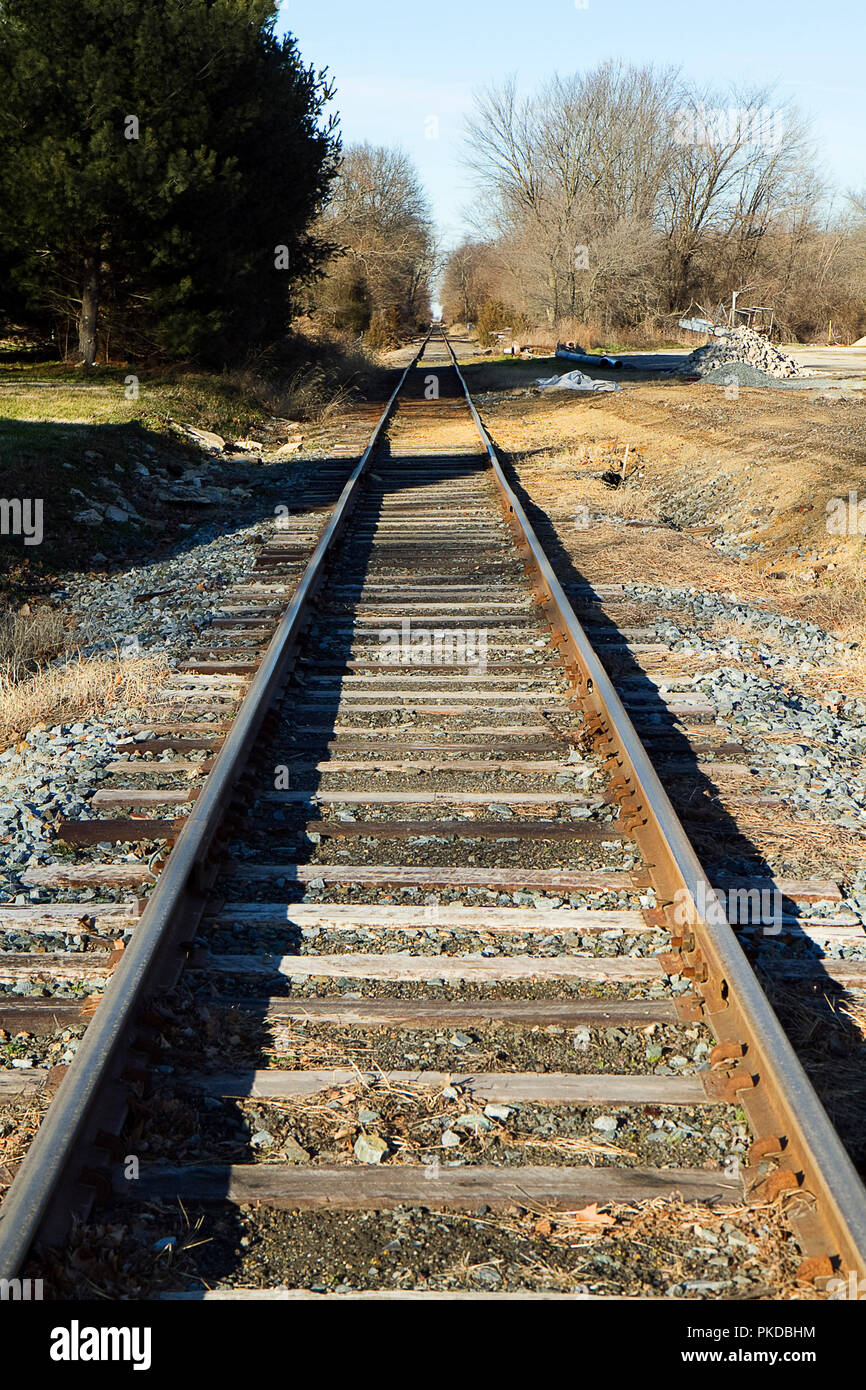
xmin=443 ymin=63 xmax=866 ymax=343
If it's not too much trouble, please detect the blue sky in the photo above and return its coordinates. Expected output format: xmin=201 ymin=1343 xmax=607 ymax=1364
xmin=280 ymin=0 xmax=865 ymax=246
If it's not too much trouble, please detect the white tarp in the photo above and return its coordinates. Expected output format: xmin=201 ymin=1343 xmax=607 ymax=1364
xmin=535 ymin=370 xmax=621 ymax=393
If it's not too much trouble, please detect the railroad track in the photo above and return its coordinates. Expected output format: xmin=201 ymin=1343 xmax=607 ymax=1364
xmin=1 ymin=327 xmax=865 ymax=1299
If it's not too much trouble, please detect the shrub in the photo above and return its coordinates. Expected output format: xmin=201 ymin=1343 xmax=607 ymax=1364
xmin=365 ymin=307 xmax=402 ymax=350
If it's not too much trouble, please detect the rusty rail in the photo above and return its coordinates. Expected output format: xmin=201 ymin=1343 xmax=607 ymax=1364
xmin=0 ymin=336 xmax=431 ymax=1277
xmin=439 ymin=324 xmax=866 ymax=1284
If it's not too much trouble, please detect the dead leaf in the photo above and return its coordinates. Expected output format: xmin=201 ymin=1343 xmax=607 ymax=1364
xmin=570 ymin=1203 xmax=615 ymax=1227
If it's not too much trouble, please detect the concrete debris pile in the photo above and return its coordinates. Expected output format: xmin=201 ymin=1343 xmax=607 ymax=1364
xmin=678 ymin=325 xmax=802 ymax=380
xmin=535 ymin=369 xmax=622 ymax=394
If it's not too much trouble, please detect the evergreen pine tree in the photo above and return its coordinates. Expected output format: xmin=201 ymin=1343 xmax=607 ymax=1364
xmin=0 ymin=0 xmax=339 ymax=364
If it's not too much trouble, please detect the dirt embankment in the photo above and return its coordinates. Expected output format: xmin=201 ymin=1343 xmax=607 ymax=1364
xmin=470 ymin=375 xmax=866 ymax=670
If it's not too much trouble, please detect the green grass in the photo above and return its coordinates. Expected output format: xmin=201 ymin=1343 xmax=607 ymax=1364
xmin=589 ymin=341 xmax=686 ymax=354
xmin=0 ymin=359 xmax=269 ymax=437
xmin=0 ymin=359 xmax=272 ymax=595
xmin=0 ymin=335 xmax=375 ymax=597
xmin=461 ymin=354 xmax=560 ymax=392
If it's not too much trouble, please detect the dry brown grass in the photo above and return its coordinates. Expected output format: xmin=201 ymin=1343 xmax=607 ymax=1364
xmin=709 ymin=804 xmax=864 ymax=870
xmin=263 ymin=366 xmax=357 ymax=424
xmin=0 ymin=653 xmax=170 ymax=750
xmin=487 ymin=378 xmax=866 ymax=646
xmin=0 ymin=1093 xmax=51 ymax=1202
xmin=512 ymin=450 xmax=866 ymax=697
xmin=0 ymin=606 xmax=70 ymax=680
xmin=242 ymin=334 xmax=375 ymax=424
xmin=526 ymin=318 xmax=696 ymax=352
xmin=808 ymin=554 xmax=866 ymax=688
xmin=761 ymin=982 xmax=866 ymax=1166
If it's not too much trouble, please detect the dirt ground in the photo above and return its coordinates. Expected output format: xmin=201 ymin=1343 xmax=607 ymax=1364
xmin=458 ymin=361 xmax=866 ymax=687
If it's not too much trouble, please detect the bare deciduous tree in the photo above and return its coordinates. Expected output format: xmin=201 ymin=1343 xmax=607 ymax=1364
xmin=315 ymin=143 xmax=435 ymax=334
xmin=660 ymin=84 xmax=812 ymax=310
xmin=464 ymin=64 xmax=676 ymax=324
xmin=458 ymin=64 xmax=864 ymax=340
xmin=441 ymin=239 xmax=500 ymax=322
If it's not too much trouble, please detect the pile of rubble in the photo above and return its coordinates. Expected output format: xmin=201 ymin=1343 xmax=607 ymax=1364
xmin=678 ymin=325 xmax=802 ymax=380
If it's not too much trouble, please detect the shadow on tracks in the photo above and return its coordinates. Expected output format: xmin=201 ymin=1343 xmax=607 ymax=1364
xmin=125 ymin=363 xmax=864 ymax=1293
xmin=490 ymin=444 xmax=866 ymax=1180
xmin=150 ymin=365 xmax=501 ymax=1290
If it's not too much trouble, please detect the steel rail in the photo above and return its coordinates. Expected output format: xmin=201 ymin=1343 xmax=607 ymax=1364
xmin=438 ymin=325 xmax=866 ymax=1282
xmin=0 ymin=335 xmax=431 ymax=1278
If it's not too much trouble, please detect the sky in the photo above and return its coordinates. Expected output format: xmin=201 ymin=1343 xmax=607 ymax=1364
xmin=279 ymin=0 xmax=865 ymax=247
